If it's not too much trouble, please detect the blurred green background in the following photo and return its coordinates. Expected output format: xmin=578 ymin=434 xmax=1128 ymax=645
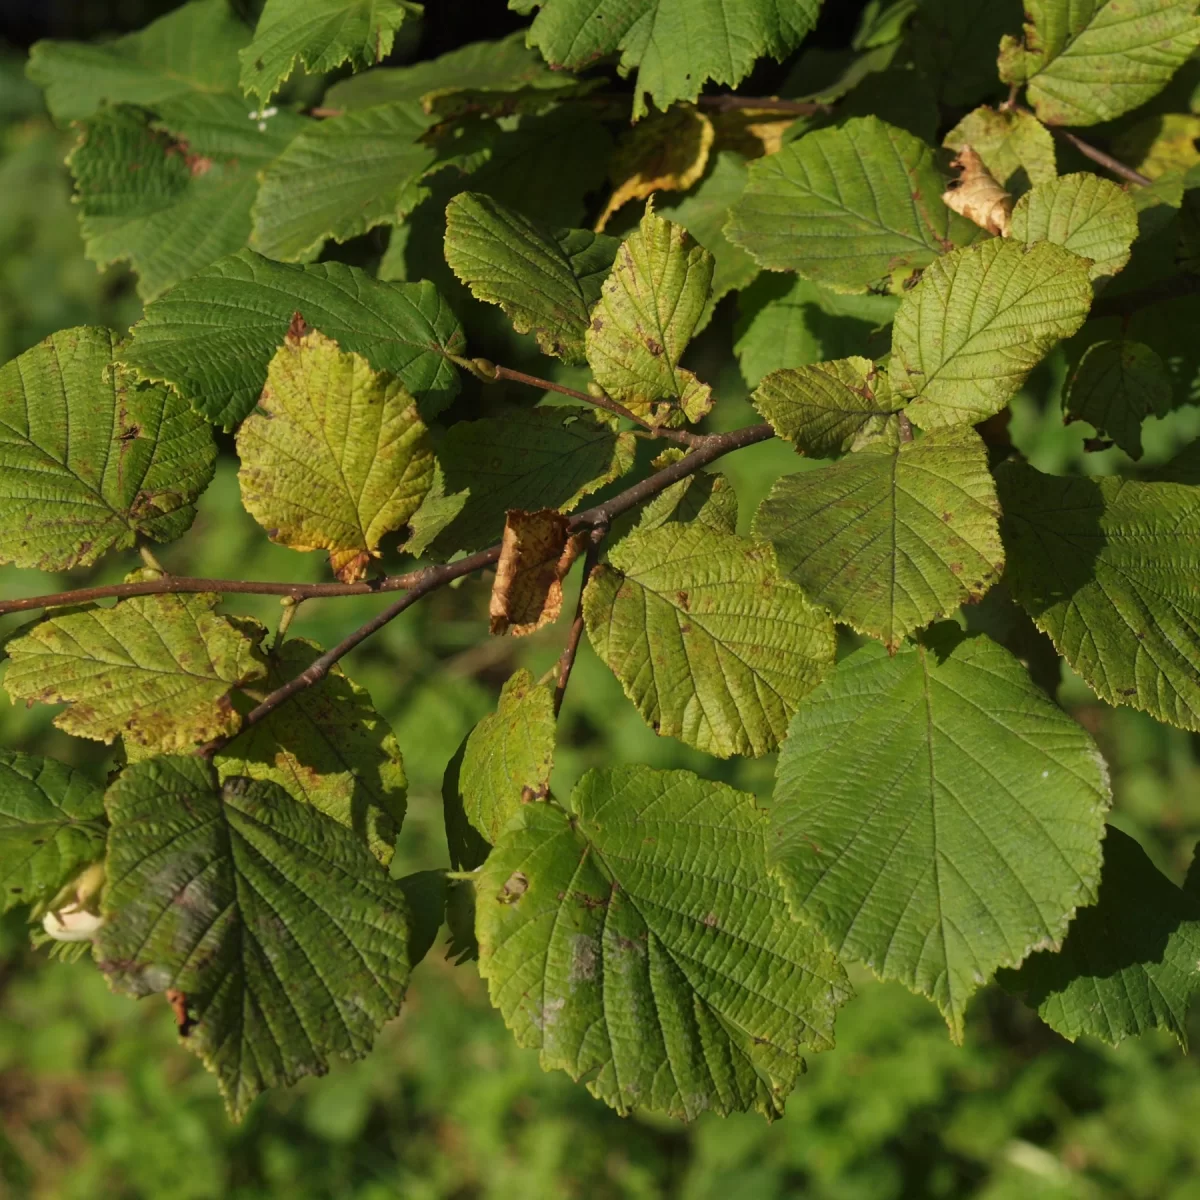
xmin=3 ymin=5 xmax=1200 ymax=1198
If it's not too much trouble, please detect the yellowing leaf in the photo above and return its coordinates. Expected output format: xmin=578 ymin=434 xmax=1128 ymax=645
xmin=596 ymin=106 xmax=714 ymax=231
xmin=489 ymin=509 xmax=585 ymax=637
xmin=2 ymin=590 xmax=266 ymax=752
xmin=1113 ymin=113 xmax=1200 ymax=181
xmin=586 ymin=207 xmax=714 ymax=426
xmin=237 ymin=325 xmax=434 ymax=582
xmin=940 ymin=146 xmax=1013 ymax=237
xmin=943 ymin=106 xmax=1057 ymax=192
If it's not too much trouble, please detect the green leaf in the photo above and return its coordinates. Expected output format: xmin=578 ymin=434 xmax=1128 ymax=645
xmin=3 ymin=591 xmax=267 ymax=753
xmin=69 ymin=99 xmax=305 ymax=302
xmin=444 ymin=192 xmax=619 ymax=364
xmin=586 ymin=207 xmax=715 ymax=426
xmin=1000 ymin=827 xmax=1200 ymax=1047
xmin=997 ymin=462 xmax=1200 ymax=732
xmin=96 ymin=756 xmax=412 ymax=1119
xmin=0 ymin=326 xmax=215 ymax=571
xmin=26 ymin=0 xmax=248 ymax=123
xmin=889 ymin=239 xmax=1093 ymax=429
xmin=215 ymin=639 xmax=407 ymax=867
xmin=236 ymin=326 xmax=433 ymax=582
xmin=943 ymin=105 xmax=1057 ymax=192
xmin=753 ymin=427 xmax=1004 ymax=648
xmin=116 ymin=249 xmax=465 ymax=427
xmin=250 ymin=102 xmax=436 ymax=263
xmin=1065 ymin=340 xmax=1173 ymax=459
xmin=0 ymin=750 xmax=106 ymax=917
xmin=324 ymin=29 xmax=585 ymax=116
xmin=636 ymin=469 xmax=738 ymax=534
xmin=726 ymin=117 xmax=979 ymax=294
xmin=476 ymin=766 xmax=852 ymax=1119
xmin=427 ymin=406 xmax=635 ymax=557
xmin=583 ymin=521 xmax=836 ymax=757
xmin=734 ymin=275 xmax=899 ymax=387
xmin=514 ymin=0 xmax=821 ymax=119
xmin=656 ymin=151 xmax=760 ymax=331
xmin=1009 ymin=173 xmax=1138 ymax=286
xmin=910 ymin=0 xmax=1025 ymax=107
xmin=771 ymin=629 xmax=1111 ymax=1038
xmin=998 ymin=0 xmax=1200 ymax=127
xmin=460 ymin=669 xmax=556 ymax=843
xmin=751 ymin=356 xmax=904 ymax=458
xmin=239 ymin=0 xmax=422 ymax=103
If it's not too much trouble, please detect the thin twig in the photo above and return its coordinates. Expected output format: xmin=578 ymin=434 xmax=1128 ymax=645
xmin=309 ymin=106 xmax=344 ymax=119
xmin=553 ymin=524 xmax=607 ymax=716
xmin=1008 ymin=104 xmax=1151 ymax=187
xmin=197 ymin=546 xmax=502 ymax=757
xmin=695 ymin=95 xmax=829 ymax=116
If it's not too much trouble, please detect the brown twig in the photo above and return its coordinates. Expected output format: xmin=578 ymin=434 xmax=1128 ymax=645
xmin=553 ymin=524 xmax=607 ymax=716
xmin=694 ymin=95 xmax=830 ymax=116
xmin=1006 ymin=104 xmax=1151 ymax=187
xmin=309 ymin=106 xmax=344 ymax=119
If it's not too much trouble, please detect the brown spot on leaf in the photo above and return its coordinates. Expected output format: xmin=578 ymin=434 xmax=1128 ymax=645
xmin=498 ymin=871 xmax=528 ymax=903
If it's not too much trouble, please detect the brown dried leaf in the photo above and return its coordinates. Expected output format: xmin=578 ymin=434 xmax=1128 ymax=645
xmin=596 ymin=106 xmax=714 ymax=231
xmin=489 ymin=509 xmax=585 ymax=637
xmin=941 ymin=146 xmax=1012 ymax=238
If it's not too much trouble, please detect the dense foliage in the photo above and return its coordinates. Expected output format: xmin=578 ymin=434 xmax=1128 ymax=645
xmin=3 ymin=0 xmax=1200 ymax=1140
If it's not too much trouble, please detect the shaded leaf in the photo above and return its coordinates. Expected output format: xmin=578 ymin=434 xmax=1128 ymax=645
xmin=771 ymin=629 xmax=1110 ymax=1038
xmin=427 ymin=406 xmax=635 ymax=558
xmin=583 ymin=520 xmax=836 ymax=757
xmin=1114 ymin=113 xmax=1200 ymax=181
xmin=726 ymin=116 xmax=978 ymax=293
xmin=117 ymin=249 xmax=465 ymax=427
xmin=240 ymin=0 xmax=421 ymax=103
xmin=215 ymin=639 xmax=407 ymax=867
xmin=998 ymin=0 xmax=1200 ymax=127
xmin=0 ymin=750 xmax=106 ymax=917
xmin=476 ymin=766 xmax=852 ymax=1119
xmin=997 ymin=461 xmax=1200 ymax=732
xmin=96 ymin=757 xmax=411 ymax=1119
xmin=489 ymin=509 xmax=585 ymax=637
xmin=586 ymin=207 xmax=714 ymax=426
xmin=943 ymin=105 xmax=1057 ymax=192
xmin=444 ymin=192 xmax=619 ymax=364
xmin=1065 ymin=339 xmax=1173 ymax=459
xmin=442 ymin=735 xmax=492 ymax=872
xmin=236 ymin=326 xmax=433 ymax=583
xmin=515 ymin=0 xmax=821 ymax=119
xmin=460 ymin=668 xmax=556 ymax=842
xmin=1000 ymin=827 xmax=1200 ymax=1047
xmin=1010 ymin=173 xmax=1138 ymax=285
xmin=397 ymin=869 xmax=449 ymax=968
xmin=0 ymin=326 xmax=215 ymax=571
xmin=751 ymin=356 xmax=903 ymax=458
xmin=890 ymin=238 xmax=1092 ymax=429
xmin=636 ymin=469 xmax=738 ymax=534
xmin=910 ymin=0 xmax=1024 ymax=107
xmin=753 ymin=427 xmax=1004 ymax=647
xmin=3 ymin=591 xmax=266 ymax=753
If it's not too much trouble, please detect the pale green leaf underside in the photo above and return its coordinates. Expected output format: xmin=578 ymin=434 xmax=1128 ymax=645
xmin=3 ymin=592 xmax=266 ymax=752
xmin=726 ymin=116 xmax=979 ymax=293
xmin=428 ymin=406 xmax=635 ymax=557
xmin=70 ymin=100 xmax=304 ymax=302
xmin=0 ymin=327 xmax=215 ymax=571
xmin=583 ymin=520 xmax=836 ymax=757
xmin=771 ymin=631 xmax=1110 ymax=1038
xmin=515 ymin=0 xmax=821 ymax=118
xmin=116 ymin=250 xmax=465 ymax=427
xmin=236 ymin=328 xmax=433 ymax=581
xmin=251 ymin=101 xmax=435 ymax=263
xmin=1000 ymin=827 xmax=1200 ymax=1048
xmin=1066 ymin=339 xmax=1173 ymax=459
xmin=751 ymin=356 xmax=903 ymax=458
xmin=0 ymin=750 xmax=106 ymax=916
xmin=25 ymin=0 xmax=247 ymax=122
xmin=890 ymin=238 xmax=1093 ymax=429
xmin=476 ymin=766 xmax=851 ymax=1119
xmin=444 ymin=192 xmax=619 ymax=364
xmin=460 ymin=668 xmax=556 ymax=843
xmin=216 ymin=639 xmax=407 ymax=867
xmin=1010 ymin=173 xmax=1138 ymax=284
xmin=586 ymin=208 xmax=715 ymax=425
xmin=998 ymin=0 xmax=1200 ymax=126
xmin=240 ymin=0 xmax=421 ymax=103
xmin=97 ymin=757 xmax=411 ymax=1119
xmin=753 ymin=428 xmax=1005 ymax=648
xmin=997 ymin=462 xmax=1200 ymax=732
